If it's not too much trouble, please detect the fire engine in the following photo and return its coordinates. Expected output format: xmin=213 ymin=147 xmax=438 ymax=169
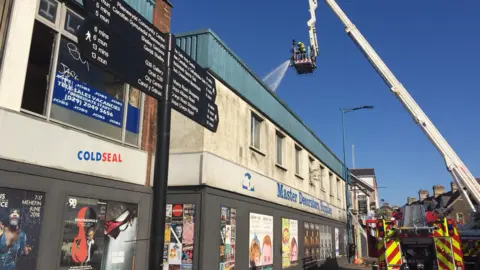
xmin=290 ymin=0 xmax=480 ymax=268
xmin=370 ymin=205 xmax=465 ymax=269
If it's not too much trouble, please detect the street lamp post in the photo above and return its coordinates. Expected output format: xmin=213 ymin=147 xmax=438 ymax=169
xmin=341 ymin=105 xmax=374 ymax=264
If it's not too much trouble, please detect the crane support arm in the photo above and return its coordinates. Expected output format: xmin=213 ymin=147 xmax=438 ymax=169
xmin=325 ymin=0 xmax=480 ymax=211
xmin=308 ymin=0 xmax=320 ymax=58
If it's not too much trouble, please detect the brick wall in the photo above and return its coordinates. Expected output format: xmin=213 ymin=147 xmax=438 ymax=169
xmin=450 ymin=197 xmax=473 ymax=225
xmin=142 ymin=0 xmax=172 ymax=186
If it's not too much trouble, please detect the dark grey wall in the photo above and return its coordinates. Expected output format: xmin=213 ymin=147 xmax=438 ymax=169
xmin=0 ymin=158 xmax=153 ymax=270
xmin=168 ymin=186 xmax=346 ymax=270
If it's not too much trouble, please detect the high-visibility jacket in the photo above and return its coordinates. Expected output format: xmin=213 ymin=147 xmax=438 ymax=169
xmin=298 ymin=42 xmax=306 ymax=53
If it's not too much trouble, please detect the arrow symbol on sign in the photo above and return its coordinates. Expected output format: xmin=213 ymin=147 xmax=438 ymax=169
xmin=86 ymin=31 xmax=92 ymax=42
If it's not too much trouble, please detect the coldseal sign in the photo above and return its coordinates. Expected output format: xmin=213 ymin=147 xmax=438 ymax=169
xmin=77 ymin=150 xmax=123 ymax=162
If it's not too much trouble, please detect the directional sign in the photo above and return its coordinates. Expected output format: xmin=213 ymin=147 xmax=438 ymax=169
xmin=79 ymin=0 xmax=220 ymax=131
xmin=83 ymin=0 xmax=167 ymax=61
xmin=171 ymin=46 xmax=219 ymax=132
xmin=79 ymin=0 xmax=168 ymax=99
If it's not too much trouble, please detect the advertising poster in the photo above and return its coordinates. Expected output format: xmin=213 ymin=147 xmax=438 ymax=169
xmin=60 ymin=196 xmax=107 ymax=270
xmin=249 ymin=213 xmax=273 ymax=270
xmin=102 ymin=201 xmax=138 ymax=270
xmin=0 ymin=187 xmax=45 ymax=270
xmin=163 ymin=204 xmax=195 ymax=270
xmin=335 ymin=228 xmax=339 ymax=257
xmin=219 ymin=206 xmax=236 ymax=270
xmin=281 ymin=218 xmax=298 ymax=269
xmin=60 ymin=196 xmax=138 ymax=270
xmin=52 ymin=38 xmax=124 ymax=128
xmin=314 ymin=224 xmax=320 ymax=260
xmin=304 ymin=222 xmax=320 ymax=261
xmin=320 ymin=225 xmax=325 ymax=260
xmin=327 ymin=226 xmax=332 ymax=258
xmin=303 ymin=222 xmax=312 ymax=259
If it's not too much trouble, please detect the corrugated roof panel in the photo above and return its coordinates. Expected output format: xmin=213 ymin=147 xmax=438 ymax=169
xmin=123 ymin=0 xmax=154 ymax=22
xmin=175 ymin=29 xmax=345 ymax=178
xmin=401 ymin=205 xmax=427 ymax=227
xmin=73 ymin=0 xmax=154 ymax=22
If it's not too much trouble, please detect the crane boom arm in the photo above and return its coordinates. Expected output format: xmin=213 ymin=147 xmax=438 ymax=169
xmin=325 ymin=0 xmax=480 ymax=212
xmin=308 ymin=0 xmax=320 ymax=58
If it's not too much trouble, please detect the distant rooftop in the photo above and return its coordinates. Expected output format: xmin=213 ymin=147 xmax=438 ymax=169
xmin=174 ymin=29 xmax=346 ymax=178
xmin=350 ymin=168 xmax=375 ymax=177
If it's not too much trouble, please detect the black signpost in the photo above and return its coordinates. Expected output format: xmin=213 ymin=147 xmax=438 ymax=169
xmin=77 ymin=0 xmax=220 ymax=268
xmin=171 ymin=46 xmax=219 ymax=132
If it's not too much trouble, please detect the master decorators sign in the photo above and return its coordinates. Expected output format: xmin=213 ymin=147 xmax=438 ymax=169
xmin=277 ymin=183 xmax=333 ymax=217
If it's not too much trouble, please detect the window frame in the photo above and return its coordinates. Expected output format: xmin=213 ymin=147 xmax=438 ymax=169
xmin=21 ymin=0 xmax=144 ymax=147
xmin=308 ymin=156 xmax=315 ymax=182
xmin=337 ymin=178 xmax=341 ymax=198
xmin=329 ymin=172 xmax=334 ymax=196
xmin=294 ymin=145 xmax=302 ymax=176
xmin=0 ymin=0 xmax=14 ymax=66
xmin=250 ymin=112 xmax=263 ymax=150
xmin=456 ymin=212 xmax=464 ymax=224
xmin=275 ymin=130 xmax=285 ymax=166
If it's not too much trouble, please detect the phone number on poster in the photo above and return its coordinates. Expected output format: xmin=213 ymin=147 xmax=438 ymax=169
xmin=52 ymin=73 xmax=124 ymax=127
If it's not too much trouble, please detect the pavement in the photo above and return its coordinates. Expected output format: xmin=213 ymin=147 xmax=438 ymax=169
xmin=338 ymin=262 xmax=372 ymax=270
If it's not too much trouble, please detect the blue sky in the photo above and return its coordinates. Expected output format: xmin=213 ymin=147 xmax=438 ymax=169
xmin=170 ymin=0 xmax=480 ymax=206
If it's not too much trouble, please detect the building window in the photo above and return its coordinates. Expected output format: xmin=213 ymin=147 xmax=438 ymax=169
xmin=275 ymin=131 xmax=285 ymax=166
xmin=456 ymin=212 xmax=464 ymax=224
xmin=20 ymin=0 xmax=144 ymax=146
xmin=329 ymin=173 xmax=334 ymax=195
xmin=0 ymin=0 xmax=14 ymax=66
xmin=337 ymin=178 xmax=341 ymax=198
xmin=308 ymin=156 xmax=315 ymax=182
xmin=320 ymin=165 xmax=325 ymax=190
xmin=295 ymin=145 xmax=302 ymax=175
xmin=250 ymin=112 xmax=262 ymax=150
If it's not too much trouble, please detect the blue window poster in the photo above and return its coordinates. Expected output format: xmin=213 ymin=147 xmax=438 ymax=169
xmin=52 ymin=72 xmax=124 ymax=128
xmin=126 ymin=88 xmax=141 ymax=134
xmin=126 ymin=104 xmax=140 ymax=133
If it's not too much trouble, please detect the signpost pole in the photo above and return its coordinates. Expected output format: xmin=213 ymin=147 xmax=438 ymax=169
xmin=149 ymin=33 xmax=173 ymax=270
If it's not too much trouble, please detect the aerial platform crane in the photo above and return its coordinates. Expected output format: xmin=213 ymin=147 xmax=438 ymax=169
xmin=320 ymin=0 xmax=480 ymax=213
xmin=295 ymin=0 xmax=480 ymax=259
xmin=290 ymin=0 xmax=320 ymax=75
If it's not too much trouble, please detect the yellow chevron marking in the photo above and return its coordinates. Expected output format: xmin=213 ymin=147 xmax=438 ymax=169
xmin=435 ymin=238 xmax=454 ymax=270
xmin=436 ymin=252 xmax=454 ymax=270
xmin=451 ymin=238 xmax=463 ymax=262
xmin=389 ymin=251 xmax=402 ymax=266
xmin=451 ymin=238 xmax=461 ymax=250
xmin=378 ymin=241 xmax=386 ymax=262
xmin=386 ymin=241 xmax=398 ymax=255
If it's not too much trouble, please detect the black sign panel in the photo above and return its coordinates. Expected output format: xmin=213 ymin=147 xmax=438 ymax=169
xmin=79 ymin=0 xmax=220 ymax=131
xmin=79 ymin=0 xmax=168 ymax=99
xmin=171 ymin=46 xmax=219 ymax=132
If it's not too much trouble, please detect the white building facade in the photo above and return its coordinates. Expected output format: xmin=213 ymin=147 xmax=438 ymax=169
xmin=0 ymin=0 xmax=349 ymax=267
xmin=0 ymin=0 xmax=165 ymax=269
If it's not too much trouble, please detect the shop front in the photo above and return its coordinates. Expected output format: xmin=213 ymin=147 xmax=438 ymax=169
xmin=165 ymin=152 xmax=347 ymax=270
xmin=0 ymin=109 xmax=152 ymax=270
xmin=0 ymin=157 xmax=152 ymax=270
